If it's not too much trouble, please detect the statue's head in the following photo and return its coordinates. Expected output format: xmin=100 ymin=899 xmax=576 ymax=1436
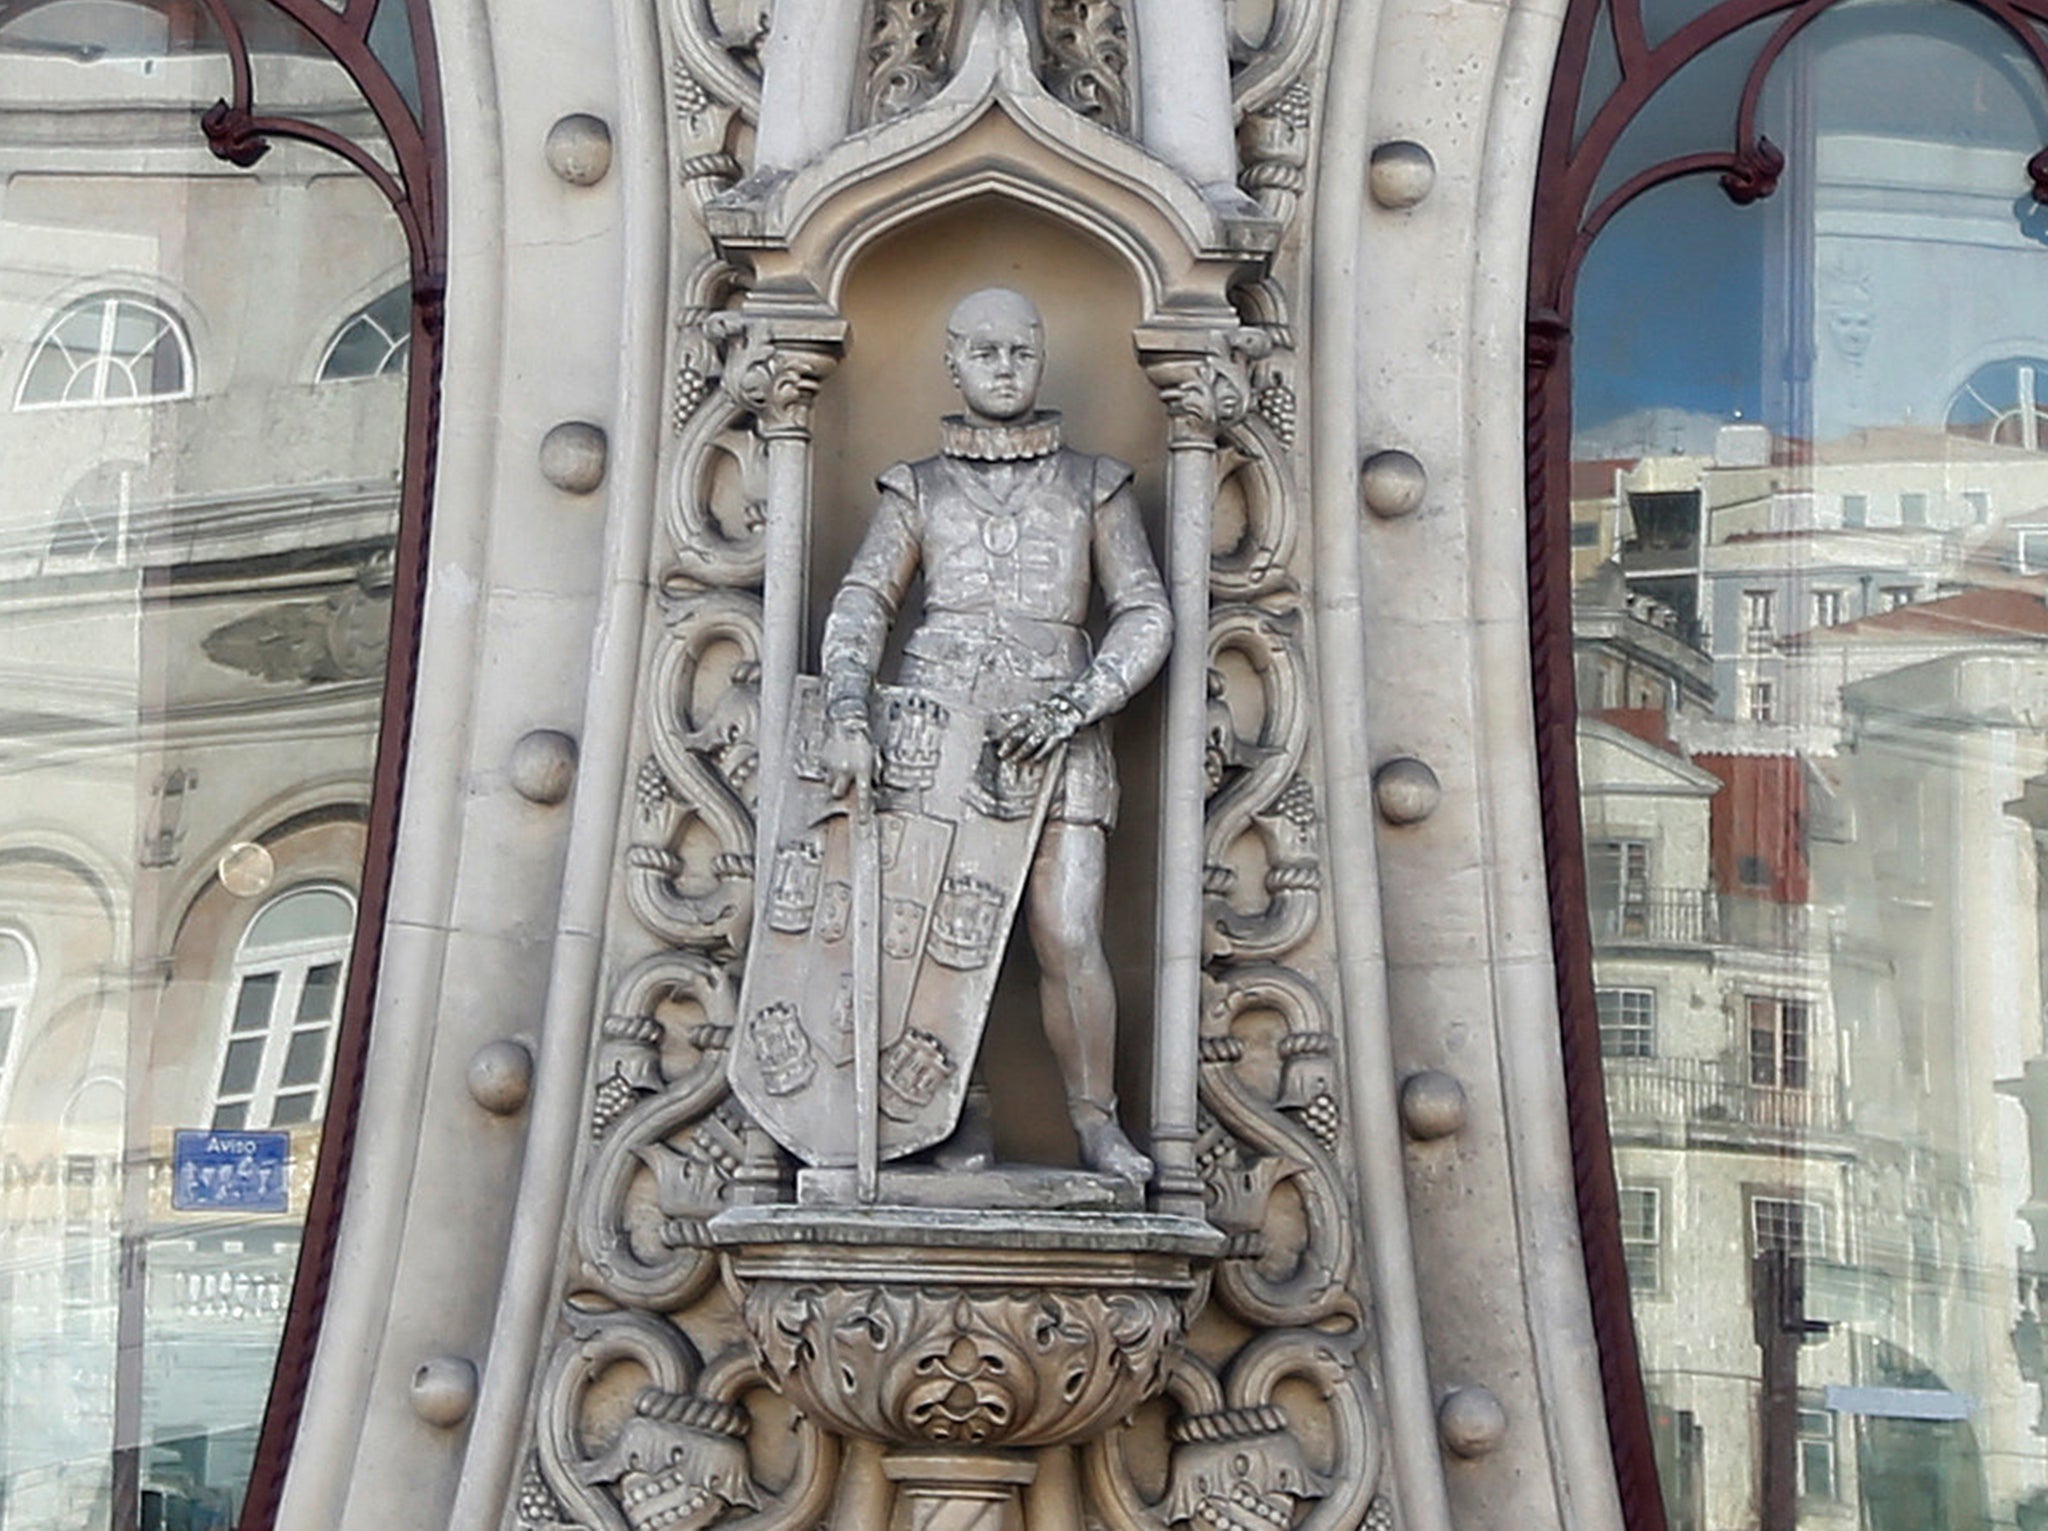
xmin=944 ymin=287 xmax=1045 ymax=424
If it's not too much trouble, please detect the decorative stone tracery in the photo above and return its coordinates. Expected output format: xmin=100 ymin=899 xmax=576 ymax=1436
xmin=510 ymin=6 xmax=1390 ymax=1531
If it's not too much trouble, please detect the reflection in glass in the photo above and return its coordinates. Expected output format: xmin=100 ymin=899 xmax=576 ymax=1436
xmin=0 ymin=2 xmax=408 ymax=1524
xmin=1566 ymin=4 xmax=2048 ymax=1526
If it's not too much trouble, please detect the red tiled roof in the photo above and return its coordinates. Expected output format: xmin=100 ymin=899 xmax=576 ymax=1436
xmin=1800 ymin=585 xmax=2048 ymax=644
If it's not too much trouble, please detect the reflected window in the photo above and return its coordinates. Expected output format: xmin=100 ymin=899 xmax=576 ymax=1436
xmin=0 ymin=930 xmax=31 ymax=1089
xmin=1747 ymin=996 xmax=1810 ymax=1089
xmin=16 ymin=292 xmax=192 ymax=409
xmin=1948 ymin=357 xmax=2048 ymax=450
xmin=318 ymin=285 xmax=411 ymax=380
xmin=212 ymin=887 xmax=354 ymax=1130
xmin=1797 ymin=1402 xmax=1838 ymax=1500
xmin=1589 ymin=837 xmax=1651 ymax=937
xmin=1751 ymin=1195 xmax=1826 ymax=1259
xmin=1598 ymin=987 xmax=1657 ymax=1057
xmin=1619 ymin=1185 xmax=1664 ymax=1291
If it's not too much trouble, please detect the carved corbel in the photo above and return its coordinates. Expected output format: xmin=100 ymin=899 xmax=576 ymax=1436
xmin=717 ymin=318 xmax=843 ymax=441
xmin=1141 ymin=326 xmax=1272 ymax=448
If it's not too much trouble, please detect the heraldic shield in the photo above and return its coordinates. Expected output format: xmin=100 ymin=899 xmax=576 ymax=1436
xmin=729 ymin=679 xmax=1065 ymax=1166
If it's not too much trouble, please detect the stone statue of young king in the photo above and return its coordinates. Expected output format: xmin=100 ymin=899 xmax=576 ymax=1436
xmin=813 ymin=287 xmax=1172 ymax=1184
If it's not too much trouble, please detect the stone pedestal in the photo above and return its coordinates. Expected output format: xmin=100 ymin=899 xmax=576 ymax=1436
xmin=710 ymin=1205 xmax=1221 ymax=1529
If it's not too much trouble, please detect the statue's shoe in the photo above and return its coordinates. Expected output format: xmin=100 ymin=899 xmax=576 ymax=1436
xmin=1074 ymin=1116 xmax=1154 ymax=1185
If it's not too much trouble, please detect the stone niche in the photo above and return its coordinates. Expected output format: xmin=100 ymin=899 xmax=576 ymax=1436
xmin=810 ymin=197 xmax=1169 ymax=1167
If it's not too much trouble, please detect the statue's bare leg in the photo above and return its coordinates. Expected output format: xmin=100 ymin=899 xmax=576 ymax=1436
xmin=1027 ymin=820 xmax=1153 ymax=1183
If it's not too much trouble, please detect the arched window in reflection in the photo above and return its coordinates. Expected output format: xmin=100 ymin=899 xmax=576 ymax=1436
xmin=212 ymin=887 xmax=354 ymax=1131
xmin=16 ymin=291 xmax=192 ymax=409
xmin=318 ymin=285 xmax=411 ymax=380
xmin=1535 ymin=2 xmax=2048 ymax=1528
xmin=0 ymin=929 xmax=33 ymax=1096
xmin=1947 ymin=356 xmax=2048 ymax=449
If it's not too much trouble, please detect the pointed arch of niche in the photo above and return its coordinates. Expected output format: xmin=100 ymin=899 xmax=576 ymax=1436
xmin=1525 ymin=1 xmax=2048 ymax=1526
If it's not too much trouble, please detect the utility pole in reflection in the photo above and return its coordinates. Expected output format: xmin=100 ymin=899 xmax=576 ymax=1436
xmin=1753 ymin=1248 xmax=1828 ymax=1530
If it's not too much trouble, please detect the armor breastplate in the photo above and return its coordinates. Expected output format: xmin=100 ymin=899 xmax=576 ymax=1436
xmin=892 ymin=449 xmax=1103 ymax=707
xmin=913 ymin=451 xmax=1095 ymax=625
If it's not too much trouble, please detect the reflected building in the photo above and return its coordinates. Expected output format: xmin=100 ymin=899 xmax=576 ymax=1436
xmin=1566 ymin=10 xmax=2048 ymax=1525
xmin=0 ymin=16 xmax=406 ymax=1526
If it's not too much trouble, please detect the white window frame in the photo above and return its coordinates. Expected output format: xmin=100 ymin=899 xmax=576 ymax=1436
xmin=1746 ymin=678 xmax=1776 ymax=723
xmin=1596 ymin=986 xmax=1656 ymax=1057
xmin=15 ymin=291 xmax=194 ymax=410
xmin=210 ymin=885 xmax=355 ymax=1131
xmin=1797 ymin=1399 xmax=1838 ymax=1500
xmin=0 ymin=928 xmax=34 ymax=1114
xmin=1750 ymin=1194 xmax=1827 ymax=1260
xmin=1748 ymin=994 xmax=1811 ymax=1088
xmin=1811 ymin=588 xmax=1843 ymax=628
xmin=1618 ymin=1183 xmax=1663 ymax=1293
xmin=317 ymin=284 xmax=412 ymax=381
xmin=1587 ymin=837 xmax=1652 ymax=936
xmin=1742 ymin=588 xmax=1777 ymax=652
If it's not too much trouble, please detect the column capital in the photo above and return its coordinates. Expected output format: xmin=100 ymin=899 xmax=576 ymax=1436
xmin=713 ymin=313 xmax=848 ymax=440
xmin=1136 ymin=324 xmax=1272 ymax=446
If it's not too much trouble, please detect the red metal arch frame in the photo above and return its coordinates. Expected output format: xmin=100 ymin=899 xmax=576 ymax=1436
xmin=175 ymin=0 xmax=446 ymax=1523
xmin=1526 ymin=0 xmax=2048 ymax=1524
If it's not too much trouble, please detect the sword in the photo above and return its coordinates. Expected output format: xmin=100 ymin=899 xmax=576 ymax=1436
xmin=850 ymin=771 xmax=882 ymax=1203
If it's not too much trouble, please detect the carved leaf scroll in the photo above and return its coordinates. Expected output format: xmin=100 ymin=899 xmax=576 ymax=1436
xmin=866 ymin=0 xmax=953 ymax=122
xmin=1040 ymin=0 xmax=1133 ymax=131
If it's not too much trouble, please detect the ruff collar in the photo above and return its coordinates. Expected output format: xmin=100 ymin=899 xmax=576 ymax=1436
xmin=940 ymin=411 xmax=1063 ymax=462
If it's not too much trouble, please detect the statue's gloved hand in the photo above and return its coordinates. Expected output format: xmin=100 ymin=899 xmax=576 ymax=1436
xmin=992 ymin=694 xmax=1084 ymax=764
xmin=822 ymin=710 xmax=877 ymax=799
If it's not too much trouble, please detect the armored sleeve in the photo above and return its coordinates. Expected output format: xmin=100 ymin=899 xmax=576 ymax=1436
xmin=1064 ymin=456 xmax=1172 ymax=725
xmin=821 ymin=463 xmax=922 ymax=720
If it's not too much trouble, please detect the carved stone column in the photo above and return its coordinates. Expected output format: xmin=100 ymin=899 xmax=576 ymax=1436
xmin=719 ymin=314 xmax=846 ymax=862
xmin=753 ymin=0 xmax=870 ymax=174
xmin=1130 ymin=0 xmax=1240 ymax=196
xmin=1139 ymin=324 xmax=1269 ymax=1218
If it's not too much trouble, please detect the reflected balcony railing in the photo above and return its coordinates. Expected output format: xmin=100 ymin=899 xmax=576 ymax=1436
xmin=1591 ymin=889 xmax=1719 ymax=946
xmin=1604 ymin=1055 xmax=1844 ymax=1136
xmin=1591 ymin=891 xmax=1827 ymax=952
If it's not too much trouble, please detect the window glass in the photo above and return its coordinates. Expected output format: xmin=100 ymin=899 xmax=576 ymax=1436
xmin=16 ymin=294 xmax=192 ymax=409
xmin=318 ymin=285 xmax=412 ymax=380
xmin=1561 ymin=1 xmax=2048 ymax=1524
xmin=0 ymin=3 xmax=411 ymax=1522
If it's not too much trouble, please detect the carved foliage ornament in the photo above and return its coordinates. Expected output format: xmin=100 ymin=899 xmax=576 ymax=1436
xmin=745 ymin=1280 xmax=1186 ymax=1449
xmin=867 ymin=0 xmax=954 ymax=122
xmin=1040 ymin=0 xmax=1133 ymax=131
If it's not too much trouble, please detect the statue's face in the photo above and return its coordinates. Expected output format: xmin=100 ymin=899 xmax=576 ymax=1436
xmin=946 ymin=314 xmax=1045 ymax=423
